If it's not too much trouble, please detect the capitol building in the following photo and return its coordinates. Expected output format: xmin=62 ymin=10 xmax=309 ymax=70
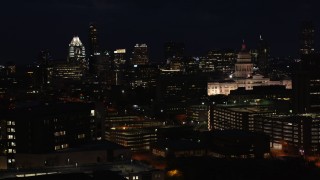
xmin=208 ymin=43 xmax=292 ymax=96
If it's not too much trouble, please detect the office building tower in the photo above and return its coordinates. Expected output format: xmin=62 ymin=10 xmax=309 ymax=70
xmin=113 ymin=49 xmax=126 ymax=66
xmin=209 ymin=104 xmax=273 ymax=131
xmin=105 ymin=115 xmax=162 ymax=152
xmin=132 ymin=44 xmax=149 ymax=65
xmin=88 ymin=23 xmax=99 ymax=56
xmin=164 ymin=42 xmax=185 ymax=60
xmin=13 ymin=103 xmax=96 ymax=154
xmin=36 ymin=50 xmax=53 ymax=88
xmin=68 ymin=36 xmax=87 ymax=70
xmin=88 ymin=23 xmax=102 ymax=75
xmin=292 ymin=66 xmax=320 ymax=113
xmin=0 ymin=118 xmax=16 ymax=170
xmin=52 ymin=61 xmax=84 ymax=81
xmin=257 ymin=35 xmax=269 ymax=74
xmin=206 ymin=49 xmax=236 ymax=74
xmin=254 ymin=114 xmax=320 ymax=155
xmin=293 ymin=22 xmax=320 ymax=113
xmin=300 ymin=21 xmax=315 ymax=56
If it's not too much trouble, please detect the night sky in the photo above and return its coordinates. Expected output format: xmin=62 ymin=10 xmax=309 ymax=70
xmin=0 ymin=0 xmax=319 ymax=64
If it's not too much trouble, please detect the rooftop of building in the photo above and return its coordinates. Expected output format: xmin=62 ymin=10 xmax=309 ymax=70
xmin=58 ymin=140 xmax=129 ymax=153
xmin=152 ymin=139 xmax=206 ymax=151
xmin=109 ymin=161 xmax=159 ymax=176
xmin=215 ymin=104 xmax=273 ymax=113
xmin=259 ymin=113 xmax=320 ymax=120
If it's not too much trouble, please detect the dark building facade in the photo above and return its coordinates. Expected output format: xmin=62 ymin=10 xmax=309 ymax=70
xmin=254 ymin=114 xmax=320 ymax=155
xmin=257 ymin=35 xmax=269 ymax=74
xmin=300 ymin=21 xmax=315 ymax=56
xmin=12 ymin=103 xmax=97 ymax=154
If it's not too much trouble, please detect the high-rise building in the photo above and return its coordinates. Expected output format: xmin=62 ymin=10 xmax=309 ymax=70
xmin=254 ymin=114 xmax=320 ymax=155
xmin=68 ymin=36 xmax=87 ymax=70
xmin=257 ymin=35 xmax=269 ymax=74
xmin=88 ymin=23 xmax=99 ymax=56
xmin=206 ymin=49 xmax=236 ymax=74
xmin=209 ymin=104 xmax=273 ymax=131
xmin=88 ymin=23 xmax=102 ymax=75
xmin=36 ymin=50 xmax=53 ymax=88
xmin=293 ymin=22 xmax=320 ymax=113
xmin=0 ymin=118 xmax=16 ymax=170
xmin=132 ymin=44 xmax=149 ymax=65
xmin=300 ymin=21 xmax=315 ymax=56
xmin=113 ymin=49 xmax=126 ymax=66
xmin=164 ymin=42 xmax=185 ymax=60
xmin=13 ymin=103 xmax=96 ymax=154
xmin=292 ymin=65 xmax=320 ymax=113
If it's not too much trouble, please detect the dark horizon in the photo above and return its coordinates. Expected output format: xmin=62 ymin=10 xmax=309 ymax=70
xmin=0 ymin=0 xmax=319 ymax=64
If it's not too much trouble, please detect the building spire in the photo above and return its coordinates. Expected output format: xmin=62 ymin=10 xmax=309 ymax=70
xmin=241 ymin=39 xmax=246 ymax=51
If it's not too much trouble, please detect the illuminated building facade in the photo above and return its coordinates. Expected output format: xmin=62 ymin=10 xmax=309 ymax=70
xmin=123 ymin=65 xmax=159 ymax=88
xmin=205 ymin=49 xmax=236 ymax=74
xmin=0 ymin=118 xmax=16 ymax=170
xmin=105 ymin=115 xmax=163 ymax=151
xmin=208 ymin=75 xmax=292 ymax=96
xmin=209 ymin=105 xmax=273 ymax=131
xmin=52 ymin=61 xmax=83 ymax=81
xmin=207 ymin=42 xmax=292 ymax=96
xmin=114 ymin=49 xmax=126 ymax=66
xmin=234 ymin=42 xmax=253 ymax=78
xmin=254 ymin=114 xmax=320 ymax=155
xmin=68 ymin=36 xmax=87 ymax=70
xmin=132 ymin=44 xmax=149 ymax=65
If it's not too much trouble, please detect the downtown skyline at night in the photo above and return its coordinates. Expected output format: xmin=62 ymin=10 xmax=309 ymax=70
xmin=1 ymin=1 xmax=320 ymax=180
xmin=0 ymin=0 xmax=319 ymax=64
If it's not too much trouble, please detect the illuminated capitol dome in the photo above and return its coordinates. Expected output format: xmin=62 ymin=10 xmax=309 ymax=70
xmin=234 ymin=42 xmax=253 ymax=78
xmin=207 ymin=41 xmax=292 ymax=96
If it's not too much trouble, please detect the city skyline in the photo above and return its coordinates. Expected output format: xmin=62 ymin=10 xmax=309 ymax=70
xmin=0 ymin=0 xmax=319 ymax=64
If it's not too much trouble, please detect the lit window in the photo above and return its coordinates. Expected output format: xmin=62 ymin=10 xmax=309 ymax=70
xmin=90 ymin=110 xmax=95 ymax=116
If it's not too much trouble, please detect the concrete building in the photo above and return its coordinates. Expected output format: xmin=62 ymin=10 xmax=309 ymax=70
xmin=209 ymin=104 xmax=274 ymax=131
xmin=254 ymin=114 xmax=320 ymax=155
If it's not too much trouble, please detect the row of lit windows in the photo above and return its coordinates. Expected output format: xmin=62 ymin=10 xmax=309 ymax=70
xmin=7 ymin=149 xmax=16 ymax=154
xmin=7 ymin=121 xmax=15 ymax=126
xmin=7 ymin=135 xmax=15 ymax=139
xmin=7 ymin=128 xmax=15 ymax=132
xmin=54 ymin=143 xmax=69 ymax=150
xmin=54 ymin=131 xmax=66 ymax=137
xmin=8 ymin=158 xmax=15 ymax=163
